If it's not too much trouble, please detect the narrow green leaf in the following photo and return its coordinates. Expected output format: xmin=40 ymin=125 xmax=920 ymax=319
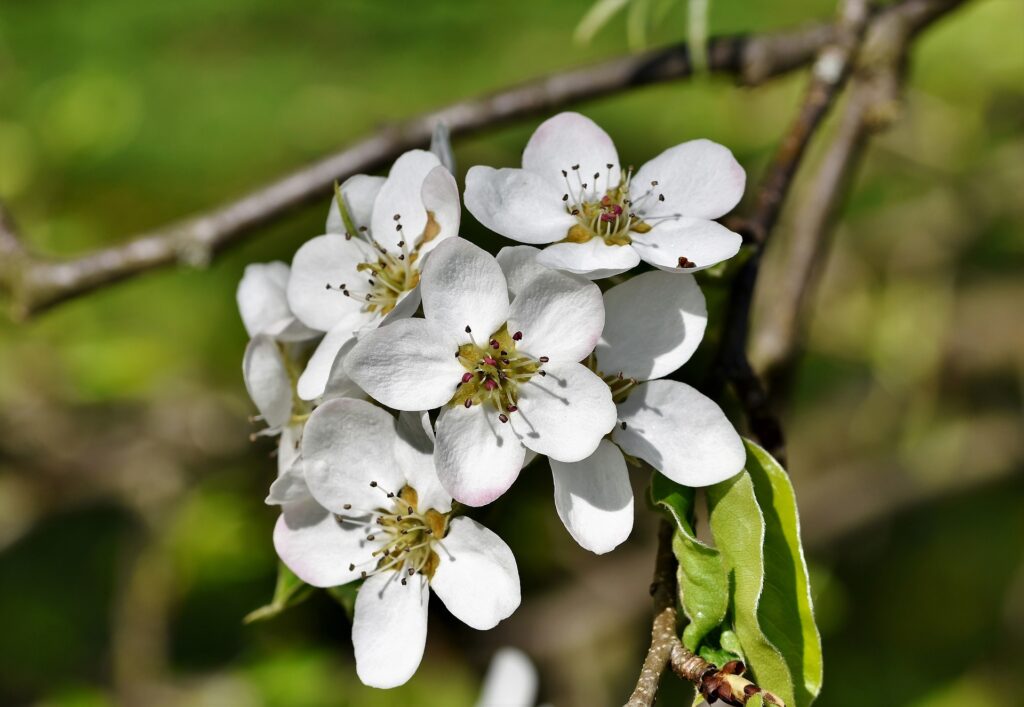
xmin=326 ymin=581 xmax=360 ymax=620
xmin=707 ymin=471 xmax=795 ymax=706
xmin=626 ymin=0 xmax=652 ymax=49
xmin=244 ymin=562 xmax=315 ymax=624
xmin=746 ymin=440 xmax=824 ymax=705
xmin=574 ymin=0 xmax=631 ymax=45
xmin=651 ymin=474 xmax=729 ymax=651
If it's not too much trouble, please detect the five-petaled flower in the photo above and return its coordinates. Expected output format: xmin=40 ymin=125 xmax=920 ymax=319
xmin=344 ymin=238 xmax=617 ymax=507
xmin=464 ymin=111 xmax=745 ymax=280
xmin=286 ymin=150 xmax=461 ymax=400
xmin=273 ymin=398 xmax=521 ymax=689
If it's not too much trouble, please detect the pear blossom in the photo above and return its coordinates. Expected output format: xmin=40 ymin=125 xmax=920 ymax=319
xmin=344 ymin=238 xmax=616 ymax=507
xmin=273 ymin=398 xmax=521 ymax=689
xmin=464 ymin=111 xmax=745 ymax=280
xmin=242 ymin=334 xmax=307 ymax=481
xmin=286 ymin=149 xmax=461 ymax=400
xmin=237 ymin=261 xmax=318 ymax=342
xmin=492 ymin=251 xmax=743 ymax=553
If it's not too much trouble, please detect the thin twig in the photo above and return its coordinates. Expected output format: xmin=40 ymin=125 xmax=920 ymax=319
xmin=0 ymin=23 xmax=841 ymax=320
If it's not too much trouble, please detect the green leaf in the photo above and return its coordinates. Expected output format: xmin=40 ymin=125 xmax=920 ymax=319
xmin=746 ymin=440 xmax=824 ymax=705
xmin=707 ymin=439 xmax=824 ymax=707
xmin=244 ymin=562 xmax=316 ymax=624
xmin=574 ymin=0 xmax=631 ymax=45
xmin=651 ymin=474 xmax=728 ymax=651
xmin=707 ymin=471 xmax=794 ymax=705
xmin=326 ymin=581 xmax=361 ymax=619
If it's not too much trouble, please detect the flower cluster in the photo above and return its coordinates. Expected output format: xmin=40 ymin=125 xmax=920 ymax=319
xmin=238 ymin=112 xmax=746 ymax=688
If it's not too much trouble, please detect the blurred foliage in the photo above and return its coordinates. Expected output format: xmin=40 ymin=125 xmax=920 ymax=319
xmin=0 ymin=0 xmax=1022 ymax=705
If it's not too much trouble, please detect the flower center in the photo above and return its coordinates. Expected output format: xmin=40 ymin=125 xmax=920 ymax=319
xmin=341 ymin=483 xmax=448 ymax=583
xmin=559 ymin=164 xmax=655 ymax=247
xmin=448 ymin=324 xmax=548 ymax=423
xmin=327 ymin=184 xmax=442 ymax=315
xmin=585 ymin=352 xmax=638 ymax=404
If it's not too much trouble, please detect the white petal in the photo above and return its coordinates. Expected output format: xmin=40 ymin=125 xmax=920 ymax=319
xmin=613 ymin=380 xmax=745 ymax=486
xmin=287 ymin=234 xmax=376 ymax=331
xmin=464 ymin=166 xmax=576 ymax=245
xmin=273 ymin=496 xmax=371 ymax=587
xmin=421 ymin=238 xmax=510 ymax=343
xmin=395 ymin=410 xmax=452 ymax=514
xmin=510 ymin=362 xmax=616 ymax=462
xmin=596 ymin=270 xmax=707 ymax=381
xmin=508 ymin=268 xmax=604 ymax=363
xmin=302 ymin=398 xmax=404 ymax=513
xmin=475 ymin=648 xmax=539 ymax=707
xmin=321 ymin=336 xmax=366 ymax=401
xmin=237 ymin=262 xmax=315 ymax=341
xmin=430 ymin=517 xmax=520 ymax=630
xmin=496 ymin=245 xmax=549 ymax=301
xmin=536 ymin=240 xmax=640 ymax=280
xmin=417 ymin=164 xmax=461 ymax=257
xmin=434 ymin=404 xmax=526 ymax=507
xmin=370 ymin=149 xmax=442 ymax=252
xmin=353 ymin=571 xmax=429 ymax=689
xmin=631 ymin=139 xmax=745 ymax=220
xmin=277 ymin=423 xmax=302 ymax=477
xmin=344 ymin=317 xmax=464 ymax=411
xmin=630 ymin=217 xmax=742 ymax=273
xmin=297 ymin=324 xmax=362 ymax=401
xmin=522 ymin=112 xmax=621 ymax=195
xmin=550 ymin=439 xmax=634 ymax=554
xmin=242 ymin=334 xmax=292 ymax=429
xmin=266 ymin=463 xmax=311 ymax=506
xmin=326 ymin=174 xmax=385 ymax=234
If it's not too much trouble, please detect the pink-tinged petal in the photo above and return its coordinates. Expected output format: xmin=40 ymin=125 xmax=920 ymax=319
xmin=352 ymin=571 xmax=429 ymax=689
xmin=395 ymin=410 xmax=452 ymax=514
xmin=464 ymin=166 xmax=576 ymax=245
xmin=301 ymin=398 xmax=403 ymax=514
xmin=420 ymin=238 xmax=510 ymax=344
xmin=495 ymin=245 xmax=549 ymax=301
xmin=510 ymin=362 xmax=616 ymax=462
xmin=326 ymin=174 xmax=385 ymax=235
xmin=522 ymin=112 xmax=621 ymax=195
xmin=630 ymin=217 xmax=742 ymax=273
xmin=242 ymin=334 xmax=292 ymax=429
xmin=344 ymin=317 xmax=464 ymax=411
xmin=237 ymin=261 xmax=317 ymax=341
xmin=417 ymin=165 xmax=460 ymax=257
xmin=273 ymin=496 xmax=375 ymax=588
xmin=287 ymin=234 xmax=376 ymax=331
xmin=536 ymin=240 xmax=640 ymax=280
xmin=550 ymin=440 xmax=634 ymax=554
xmin=508 ymin=269 xmax=604 ymax=363
xmin=370 ymin=149 xmax=442 ymax=252
xmin=434 ymin=404 xmax=526 ymax=507
xmin=596 ymin=270 xmax=707 ymax=381
xmin=631 ymin=139 xmax=745 ymax=220
xmin=613 ymin=380 xmax=745 ymax=486
xmin=430 ymin=516 xmax=520 ymax=630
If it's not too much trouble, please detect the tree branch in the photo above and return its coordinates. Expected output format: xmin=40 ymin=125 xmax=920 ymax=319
xmin=0 ymin=24 xmax=843 ymax=321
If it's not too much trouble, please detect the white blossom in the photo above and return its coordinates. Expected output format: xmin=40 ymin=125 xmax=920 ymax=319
xmin=464 ymin=111 xmax=745 ymax=279
xmin=273 ymin=398 xmax=520 ymax=689
xmin=344 ymin=238 xmax=616 ymax=507
xmin=237 ymin=261 xmax=318 ymax=342
xmin=286 ymin=150 xmax=461 ymax=400
xmin=475 ymin=647 xmax=540 ymax=707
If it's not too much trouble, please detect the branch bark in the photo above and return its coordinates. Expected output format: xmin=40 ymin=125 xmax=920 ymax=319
xmin=0 ymin=23 xmax=841 ymax=320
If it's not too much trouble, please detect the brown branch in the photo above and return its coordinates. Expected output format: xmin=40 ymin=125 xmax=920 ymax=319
xmin=0 ymin=24 xmax=842 ymax=321
xmin=708 ymin=0 xmax=968 ymax=462
xmin=753 ymin=0 xmax=970 ymax=396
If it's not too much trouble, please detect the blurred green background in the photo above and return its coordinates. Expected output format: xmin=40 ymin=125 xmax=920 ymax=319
xmin=0 ymin=0 xmax=1021 ymax=705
